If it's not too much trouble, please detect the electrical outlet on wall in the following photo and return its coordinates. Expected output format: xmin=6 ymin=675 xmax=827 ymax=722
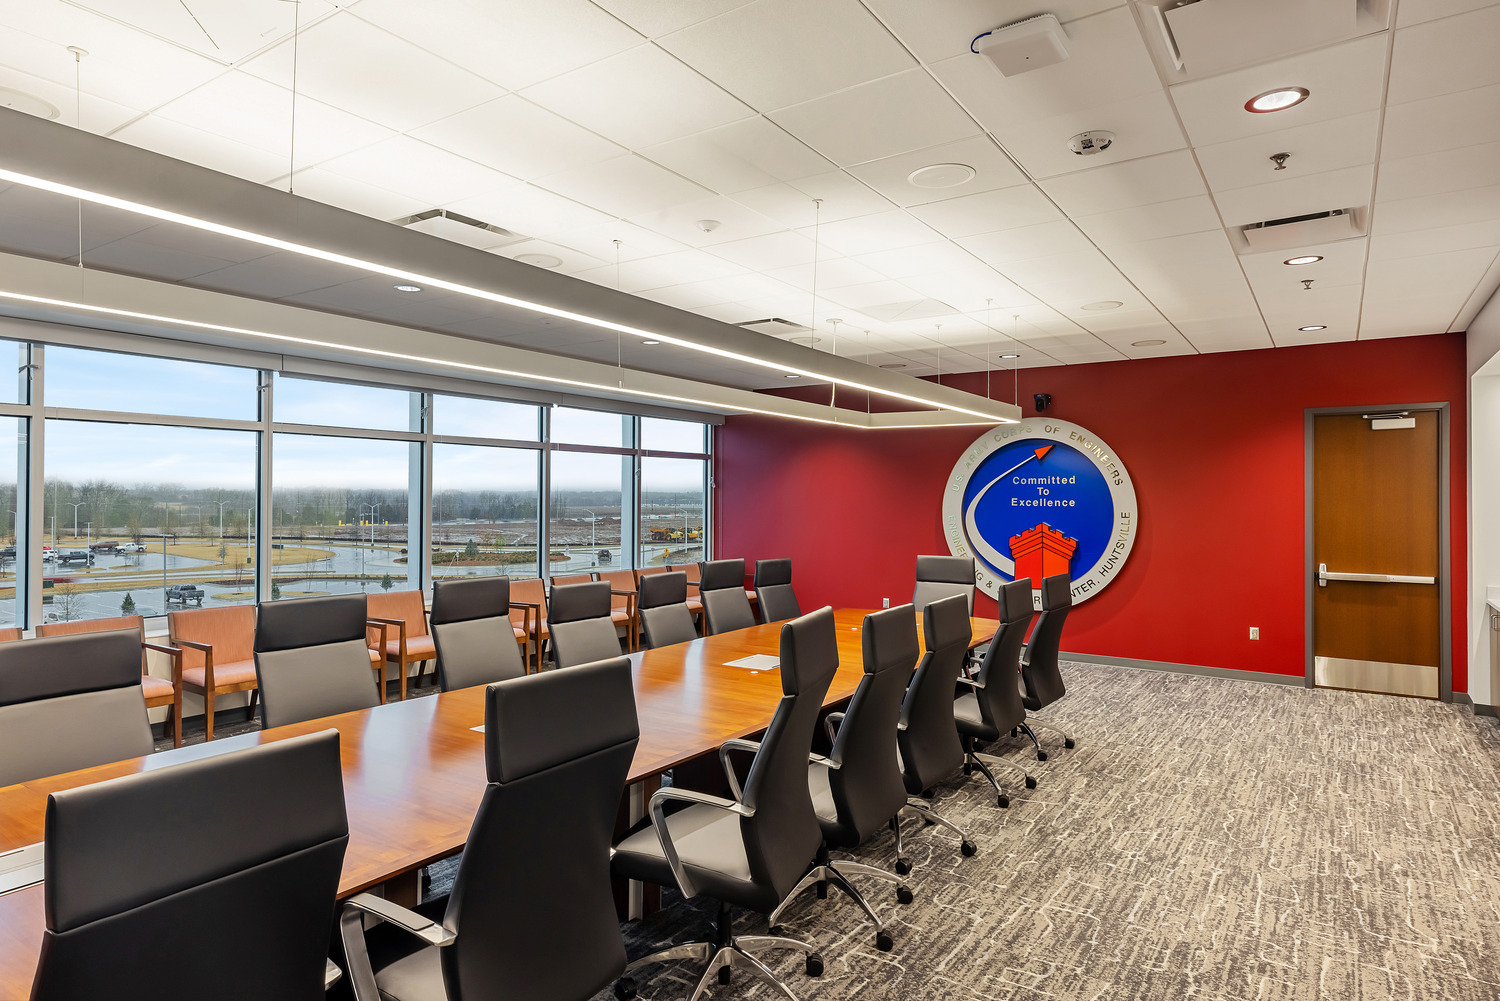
xmin=1249 ymin=627 xmax=1260 ymax=640
xmin=883 ymin=597 xmax=890 ymax=608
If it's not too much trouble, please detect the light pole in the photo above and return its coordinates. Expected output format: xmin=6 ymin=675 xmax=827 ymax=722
xmin=583 ymin=509 xmax=596 ymax=552
xmin=359 ymin=504 xmax=380 ymax=588
xmin=216 ymin=499 xmax=229 ymax=540
xmin=68 ymin=501 xmax=84 ymax=542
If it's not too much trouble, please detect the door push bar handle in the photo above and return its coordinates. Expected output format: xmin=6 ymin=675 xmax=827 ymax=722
xmin=1317 ymin=563 xmax=1437 ymax=587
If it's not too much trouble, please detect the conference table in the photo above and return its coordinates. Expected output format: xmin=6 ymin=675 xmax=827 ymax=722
xmin=0 ymin=606 xmax=997 ymax=997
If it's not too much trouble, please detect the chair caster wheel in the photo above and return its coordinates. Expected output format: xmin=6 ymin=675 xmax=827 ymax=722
xmin=894 ymin=858 xmax=912 ymax=876
xmin=1025 ymin=775 xmax=1037 ymax=789
xmin=816 ymin=881 xmax=828 ymax=899
xmin=897 ymin=885 xmax=914 ymax=905
xmin=718 ymin=966 xmax=732 ymax=985
xmin=1036 ymin=750 xmax=1048 ymax=762
xmin=961 ymin=840 xmax=977 ymax=857
xmin=921 ymin=789 xmax=936 ymax=800
xmin=1064 ymin=738 xmax=1076 ymax=749
xmin=962 ymin=762 xmax=972 ymax=775
xmin=1010 ymin=727 xmax=1018 ymax=737
xmin=997 ymin=794 xmax=1009 ymax=808
xmin=770 ymin=924 xmax=786 ymax=937
xmin=806 ymin=953 xmax=824 ymax=977
xmin=613 ymin=978 xmax=637 ymax=1000
xmin=876 ymin=930 xmax=894 ymax=952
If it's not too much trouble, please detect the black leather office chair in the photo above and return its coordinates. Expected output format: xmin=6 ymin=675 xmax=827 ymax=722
xmin=637 ymin=571 xmax=698 ymax=649
xmin=911 ymin=555 xmax=976 ymax=615
xmin=754 ymin=558 xmax=802 ymax=623
xmin=340 ymin=658 xmax=639 ymax=1001
xmin=0 ymin=629 xmax=155 ymax=787
xmin=699 ymin=558 xmax=757 ymax=634
xmin=548 ymin=581 xmax=623 ymax=669
xmin=254 ymin=594 xmax=382 ymax=729
xmin=1020 ymin=573 xmax=1077 ymax=754
xmin=30 ymin=729 xmax=349 ymax=1001
xmin=771 ymin=606 xmax=918 ymax=952
xmin=431 ymin=576 xmax=527 ymax=690
xmin=612 ymin=607 xmax=838 ymax=1001
xmin=955 ymin=580 xmax=1040 ymax=804
xmin=895 ymin=594 xmax=979 ymax=857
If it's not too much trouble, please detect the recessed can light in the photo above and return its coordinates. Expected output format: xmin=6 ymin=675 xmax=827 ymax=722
xmin=788 ymin=335 xmax=823 ymax=345
xmin=1245 ymin=87 xmax=1309 ymax=113
xmin=907 ymin=163 xmax=977 ymax=189
xmin=641 ymin=339 xmax=661 ymax=345
xmin=1081 ymin=300 xmax=1123 ymax=310
xmin=392 ymin=284 xmax=422 ymax=293
xmin=1131 ymin=339 xmax=1167 ymax=347
xmin=879 ymin=362 xmax=907 ymax=369
xmin=514 ymin=253 xmax=562 ymax=269
xmin=999 ymin=353 xmax=1021 ymax=359
xmin=784 ymin=374 xmax=801 ymax=379
xmin=1283 ymin=255 xmax=1322 ymax=266
xmin=1298 ymin=325 xmax=1326 ymax=331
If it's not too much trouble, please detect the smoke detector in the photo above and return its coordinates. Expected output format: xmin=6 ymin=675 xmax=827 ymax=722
xmin=972 ymin=14 xmax=1070 ymax=76
xmin=1067 ymin=131 xmax=1114 ymax=156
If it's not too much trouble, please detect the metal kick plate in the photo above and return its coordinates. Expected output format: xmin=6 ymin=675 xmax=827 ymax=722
xmin=1315 ymin=656 xmax=1439 ymax=698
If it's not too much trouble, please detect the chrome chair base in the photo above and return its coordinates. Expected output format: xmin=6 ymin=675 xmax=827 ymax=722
xmin=1027 ymin=717 xmax=1077 ymax=752
xmin=899 ymin=798 xmax=977 ymax=861
xmin=767 ymin=848 xmax=910 ymax=951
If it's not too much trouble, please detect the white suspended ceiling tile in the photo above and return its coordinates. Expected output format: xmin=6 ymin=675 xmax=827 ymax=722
xmin=1175 ymin=315 xmax=1273 ymax=349
xmin=1364 ymin=246 xmax=1500 ymax=298
xmin=592 ymin=0 xmax=755 ymax=38
xmin=845 ymin=136 xmax=1027 ymax=208
xmin=67 ymin=0 xmax=339 ymax=63
xmin=1388 ymin=4 xmax=1500 ymax=104
xmin=1152 ymin=288 xmax=1264 ymax=321
xmin=659 ymin=0 xmax=915 ymax=111
xmin=492 ymin=239 xmax=607 ymax=276
xmin=533 ymin=154 xmax=714 ymax=219
xmin=1239 ymin=238 xmax=1369 ymax=288
xmin=819 ymin=279 xmax=923 ymax=310
xmin=520 ymin=44 xmax=753 ymax=150
xmin=796 ymin=209 xmax=941 ymax=256
xmin=851 ymin=240 xmax=985 ymax=279
xmin=352 ymin=0 xmax=644 ymax=92
xmin=1213 ymin=165 xmax=1376 ymax=228
xmin=1368 ymin=221 xmax=1500 ymax=261
xmin=897 ymin=269 xmax=1032 ymax=309
xmin=1256 ymin=280 xmax=1364 ymax=320
xmin=765 ymin=254 xmax=887 ymax=292
xmin=189 ymin=252 xmax=364 ymax=301
xmin=956 ymin=220 xmax=1098 ymax=265
xmin=1168 ymin=33 xmax=1388 ymax=148
xmin=445 ymin=183 xmax=615 ymax=238
xmin=642 ymin=117 xmax=833 ymax=195
xmin=1372 ymin=183 xmax=1500 ymax=235
xmin=991 ymin=90 xmax=1189 ymax=180
xmin=154 ymin=70 xmax=395 ymax=168
xmin=996 ymin=247 xmax=1126 ymax=289
xmin=1273 ymin=324 xmax=1357 ymax=347
xmin=1378 ymin=140 xmax=1500 ymax=203
xmin=0 ymin=5 xmax=225 ymax=110
xmin=280 ymin=166 xmax=432 ymax=222
xmin=318 ymin=136 xmax=520 ymax=209
xmin=111 ymin=115 xmax=287 ymax=185
xmin=1193 ymin=111 xmax=1380 ymax=193
xmin=626 ymin=196 xmax=788 ymax=248
xmin=576 ymin=248 xmax=746 ymax=292
xmin=1038 ymin=149 xmax=1206 ymax=216
xmin=768 ymin=69 xmax=980 ymax=167
xmin=1397 ymin=0 xmax=1500 ymax=26
xmin=860 ymin=0 xmax=1124 ymax=66
xmin=906 ymin=184 xmax=1062 ymax=240
xmin=1380 ymin=82 xmax=1500 ymax=160
xmin=242 ymin=13 xmax=504 ymax=133
xmin=639 ymin=282 xmax=740 ymax=311
xmin=1068 ymin=306 xmax=1172 ymax=333
xmin=411 ymin=97 xmax=626 ymax=183
xmin=1357 ymin=292 xmax=1468 ymax=334
xmin=730 ymin=172 xmax=894 ymax=227
xmin=546 ymin=219 xmax=690 ymax=264
xmin=705 ymin=229 xmax=824 ymax=270
xmin=0 ymin=64 xmax=141 ymax=133
xmin=1075 ymin=195 xmax=1223 ymax=245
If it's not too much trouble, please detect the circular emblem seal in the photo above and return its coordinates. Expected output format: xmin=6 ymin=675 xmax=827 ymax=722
xmin=942 ymin=419 xmax=1136 ymax=605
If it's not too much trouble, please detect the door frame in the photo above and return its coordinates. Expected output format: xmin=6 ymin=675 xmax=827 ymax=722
xmin=1304 ymin=403 xmax=1452 ymax=701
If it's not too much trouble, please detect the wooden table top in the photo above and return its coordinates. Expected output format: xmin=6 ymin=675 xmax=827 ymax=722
xmin=0 ymin=607 xmax=996 ymax=997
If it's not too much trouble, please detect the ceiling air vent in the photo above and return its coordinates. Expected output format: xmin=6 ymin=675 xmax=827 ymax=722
xmin=1240 ymin=208 xmax=1362 ymax=254
xmin=736 ymin=318 xmax=811 ymax=336
xmin=1155 ymin=0 xmax=1389 ymax=78
xmin=392 ymin=209 xmax=524 ymax=252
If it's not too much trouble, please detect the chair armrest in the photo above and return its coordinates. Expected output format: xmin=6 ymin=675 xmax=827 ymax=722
xmin=718 ymin=737 xmax=762 ymax=801
xmin=175 ymin=638 xmax=213 ymax=653
xmin=143 ymin=641 xmax=184 ymax=686
xmin=956 ymin=676 xmax=984 ymax=691
xmin=338 ymin=893 xmax=454 ymax=1001
xmin=175 ymin=638 xmax=215 ymax=689
xmin=609 ymin=590 xmax=638 ymax=618
xmin=822 ymin=711 xmax=846 ymax=748
xmin=325 ymin=959 xmax=342 ymax=991
xmin=646 ymin=786 xmax=751 ymax=899
xmin=343 ymin=893 xmax=455 ymax=946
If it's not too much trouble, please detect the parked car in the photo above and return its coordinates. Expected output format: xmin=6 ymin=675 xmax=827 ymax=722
xmin=90 ymin=541 xmax=120 ymax=553
xmin=598 ymin=549 xmax=613 ymax=563
xmin=116 ymin=542 xmax=146 ymax=554
xmin=164 ymin=584 xmax=205 ymax=605
xmin=0 ymin=546 xmax=14 ymax=565
xmin=55 ymin=549 xmax=93 ymax=566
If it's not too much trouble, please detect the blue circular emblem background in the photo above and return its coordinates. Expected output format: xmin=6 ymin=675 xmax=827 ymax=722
xmin=962 ymin=439 xmax=1114 ymax=583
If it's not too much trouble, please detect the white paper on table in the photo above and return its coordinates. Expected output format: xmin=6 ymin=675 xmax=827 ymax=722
xmin=0 ymin=843 xmax=43 ymax=896
xmin=725 ymin=654 xmax=780 ymax=671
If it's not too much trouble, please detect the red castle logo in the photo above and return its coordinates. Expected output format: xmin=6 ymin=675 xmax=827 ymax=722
xmin=1008 ymin=523 xmax=1078 ymax=588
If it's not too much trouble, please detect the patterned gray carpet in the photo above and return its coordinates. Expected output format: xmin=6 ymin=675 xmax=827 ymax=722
xmin=602 ymin=663 xmax=1500 ymax=1001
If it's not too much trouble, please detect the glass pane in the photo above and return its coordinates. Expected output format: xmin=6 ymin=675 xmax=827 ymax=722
xmin=42 ymin=420 xmax=258 ymax=622
xmin=270 ymin=434 xmax=415 ymax=599
xmin=46 ymin=346 xmax=257 ymax=420
xmin=431 ymin=444 xmax=539 ymax=585
xmin=641 ymin=417 xmax=707 ymax=454
xmin=552 ymin=406 xmax=625 ymax=447
xmin=433 ymin=395 xmax=538 ymax=441
xmin=274 ymin=375 xmax=416 ymax=431
xmin=0 ymin=341 xmax=25 ymax=405
xmin=639 ymin=457 xmax=706 ymax=570
xmin=549 ymin=451 xmax=630 ymax=574
xmin=0 ymin=418 xmax=22 ymax=625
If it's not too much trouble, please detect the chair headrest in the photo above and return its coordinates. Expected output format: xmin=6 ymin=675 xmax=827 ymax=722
xmin=862 ymin=605 xmax=919 ymax=675
xmin=778 ymin=606 xmax=838 ymax=696
xmin=485 ymin=657 xmax=639 ymax=783
xmin=1041 ymin=573 xmax=1073 ymax=611
xmin=637 ymin=571 xmax=688 ymax=610
xmin=0 ymin=629 xmax=143 ymax=707
xmin=921 ymin=592 xmax=972 ymax=651
xmin=547 ymin=580 xmax=612 ymax=624
xmin=1001 ymin=579 xmax=1035 ymax=622
xmin=699 ymin=558 xmax=746 ymax=592
xmin=915 ymin=555 xmax=975 ymax=586
xmin=753 ymin=558 xmax=792 ymax=588
xmin=255 ymin=594 xmax=368 ymax=652
xmin=431 ymin=576 xmax=510 ymax=625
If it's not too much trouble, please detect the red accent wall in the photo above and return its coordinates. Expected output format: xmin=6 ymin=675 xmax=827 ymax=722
xmin=715 ymin=333 xmax=1469 ymax=691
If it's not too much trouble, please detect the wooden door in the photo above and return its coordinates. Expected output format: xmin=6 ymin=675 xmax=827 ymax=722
xmin=1312 ymin=411 xmax=1441 ymax=697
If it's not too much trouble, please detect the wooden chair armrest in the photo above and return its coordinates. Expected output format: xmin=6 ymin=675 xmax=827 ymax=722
xmin=143 ymin=641 xmax=184 ymax=686
xmin=176 ymin=638 xmax=214 ymax=653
